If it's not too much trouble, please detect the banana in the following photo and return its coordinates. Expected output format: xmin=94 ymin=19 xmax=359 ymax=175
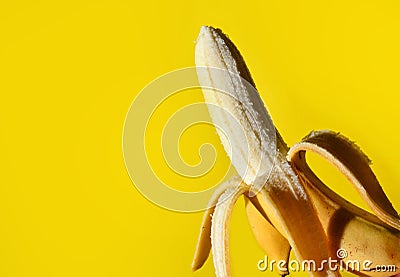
xmin=194 ymin=26 xmax=339 ymax=277
xmin=191 ymin=25 xmax=400 ymax=277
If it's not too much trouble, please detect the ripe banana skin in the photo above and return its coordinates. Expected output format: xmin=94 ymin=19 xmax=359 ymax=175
xmin=287 ymin=130 xmax=400 ymax=276
xmin=244 ymin=196 xmax=291 ymax=276
xmin=192 ymin=26 xmax=400 ymax=277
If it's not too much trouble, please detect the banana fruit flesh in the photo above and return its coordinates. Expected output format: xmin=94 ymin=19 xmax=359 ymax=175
xmin=192 ymin=26 xmax=400 ymax=277
xmin=195 ymin=26 xmax=276 ymax=189
xmin=195 ymin=26 xmax=339 ymax=277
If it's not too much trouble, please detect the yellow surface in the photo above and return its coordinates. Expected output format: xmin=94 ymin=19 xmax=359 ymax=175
xmin=1 ymin=1 xmax=399 ymax=276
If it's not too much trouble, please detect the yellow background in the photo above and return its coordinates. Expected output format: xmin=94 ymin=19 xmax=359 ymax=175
xmin=1 ymin=1 xmax=399 ymax=276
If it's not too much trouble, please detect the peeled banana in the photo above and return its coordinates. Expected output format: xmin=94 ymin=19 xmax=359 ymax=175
xmin=192 ymin=26 xmax=400 ymax=277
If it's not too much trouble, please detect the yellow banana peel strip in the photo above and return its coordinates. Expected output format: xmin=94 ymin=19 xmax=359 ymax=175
xmin=287 ymin=131 xmax=400 ymax=276
xmin=288 ymin=130 xmax=400 ymax=230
